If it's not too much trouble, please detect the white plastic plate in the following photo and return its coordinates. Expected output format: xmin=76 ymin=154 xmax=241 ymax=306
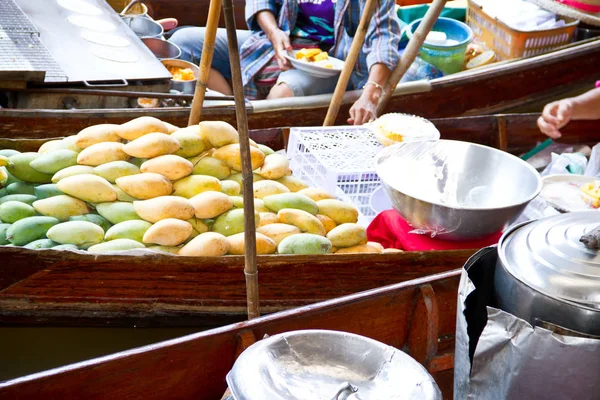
xmin=284 ymin=50 xmax=344 ymax=78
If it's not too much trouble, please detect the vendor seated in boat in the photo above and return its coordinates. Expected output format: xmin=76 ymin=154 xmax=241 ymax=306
xmin=169 ymin=0 xmax=401 ymax=125
xmin=538 ymin=84 xmax=600 ymax=138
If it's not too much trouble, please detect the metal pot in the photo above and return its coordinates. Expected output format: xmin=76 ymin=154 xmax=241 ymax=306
xmin=142 ymin=38 xmax=181 ymax=60
xmin=495 ymin=211 xmax=600 ymax=336
xmin=121 ymin=15 xmax=163 ymax=38
xmin=160 ymin=59 xmax=198 ymax=94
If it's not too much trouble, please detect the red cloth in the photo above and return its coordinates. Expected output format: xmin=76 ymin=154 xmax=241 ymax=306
xmin=367 ymin=210 xmax=503 ymax=251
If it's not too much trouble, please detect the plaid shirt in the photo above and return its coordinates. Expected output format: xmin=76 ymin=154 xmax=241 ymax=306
xmin=240 ymin=0 xmax=401 ymax=99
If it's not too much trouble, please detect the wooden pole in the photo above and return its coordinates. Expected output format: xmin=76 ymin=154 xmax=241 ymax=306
xmin=323 ymin=0 xmax=378 ymax=126
xmin=222 ymin=0 xmax=260 ymax=320
xmin=377 ymin=0 xmax=447 ymax=115
xmin=188 ymin=0 xmax=223 ymax=125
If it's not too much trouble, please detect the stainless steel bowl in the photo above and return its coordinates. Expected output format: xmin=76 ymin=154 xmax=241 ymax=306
xmin=375 ymin=140 xmax=542 ymax=240
xmin=121 ymin=15 xmax=163 ymax=38
xmin=226 ymin=330 xmax=441 ymax=400
xmin=142 ymin=38 xmax=181 ymax=60
xmin=160 ymin=59 xmax=198 ymax=94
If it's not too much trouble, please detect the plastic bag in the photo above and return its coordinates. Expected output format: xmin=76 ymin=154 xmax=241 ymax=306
xmin=541 ymin=152 xmax=587 ymax=176
xmin=399 ymin=56 xmax=444 ymax=82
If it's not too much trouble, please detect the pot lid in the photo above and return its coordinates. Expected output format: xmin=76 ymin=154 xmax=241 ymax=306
xmin=499 ymin=211 xmax=600 ymax=310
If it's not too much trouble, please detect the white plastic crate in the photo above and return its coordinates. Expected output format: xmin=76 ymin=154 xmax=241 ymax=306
xmin=287 ymin=126 xmax=384 ymax=226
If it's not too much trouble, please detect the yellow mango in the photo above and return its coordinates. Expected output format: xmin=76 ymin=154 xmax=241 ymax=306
xmin=52 ymin=165 xmax=95 ymax=183
xmin=277 ymin=233 xmax=332 ymax=255
xmin=122 ymin=133 xmax=181 ymax=159
xmin=278 ymin=208 xmax=326 ymax=236
xmin=188 ymin=217 xmax=209 ymax=235
xmin=163 ymin=121 xmax=180 ymax=134
xmin=189 ymin=191 xmax=233 ymax=219
xmin=383 ymin=248 xmax=403 ymax=254
xmin=147 ymin=245 xmax=181 ymax=255
xmin=133 ymin=196 xmax=195 ymax=223
xmin=38 ymin=140 xmax=63 ymax=154
xmin=198 ymin=121 xmax=239 ymax=148
xmin=172 ymin=175 xmax=221 ymax=198
xmin=38 ymin=137 xmax=81 ymax=154
xmin=253 ymin=180 xmax=290 ymax=199
xmin=116 ymin=173 xmax=173 ymax=200
xmin=87 ymin=239 xmax=145 ymax=254
xmin=258 ymin=212 xmax=279 ymax=227
xmin=32 ymin=195 xmax=89 ymax=221
xmin=256 ymin=223 xmax=301 ymax=245
xmin=77 ymin=142 xmax=129 ymax=166
xmin=227 ymin=232 xmax=277 ymax=255
xmin=179 ymin=232 xmax=230 ymax=257
xmin=75 ymin=124 xmax=123 ymax=149
xmin=326 ymin=223 xmax=367 ymax=248
xmin=189 ymin=156 xmax=231 ymax=180
xmin=94 ymin=161 xmax=140 ymax=183
xmin=171 ymin=127 xmax=210 ymax=158
xmin=228 ymin=173 xmax=263 ymax=193
xmin=297 ymin=187 xmax=335 ymax=202
xmin=212 ymin=144 xmax=265 ymax=171
xmin=316 ymin=199 xmax=359 ymax=224
xmin=221 ymin=180 xmax=241 ymax=196
xmin=316 ymin=214 xmax=336 ymax=233
xmin=143 ymin=218 xmax=193 ymax=246
xmin=118 ymin=116 xmax=169 ymax=140
xmin=335 ymin=243 xmax=383 ymax=254
xmin=276 ymin=176 xmax=309 ymax=192
xmin=113 ymin=185 xmax=137 ymax=202
xmin=254 ymin=198 xmax=269 ymax=213
xmin=57 ymin=174 xmax=117 ymax=203
xmin=140 ymin=155 xmax=193 ymax=181
xmin=257 ymin=153 xmax=289 ymax=180
xmin=230 ymin=195 xmax=244 ymax=209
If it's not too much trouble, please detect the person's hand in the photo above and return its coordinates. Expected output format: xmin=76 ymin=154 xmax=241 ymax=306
xmin=348 ymin=86 xmax=380 ymax=125
xmin=537 ymin=99 xmax=574 ymax=139
xmin=266 ymin=29 xmax=292 ymax=71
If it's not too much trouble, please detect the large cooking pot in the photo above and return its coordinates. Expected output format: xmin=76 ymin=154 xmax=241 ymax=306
xmin=495 ymin=211 xmax=600 ymax=336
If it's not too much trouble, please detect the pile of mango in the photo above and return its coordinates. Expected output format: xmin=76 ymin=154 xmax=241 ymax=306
xmin=0 ymin=117 xmax=386 ymax=256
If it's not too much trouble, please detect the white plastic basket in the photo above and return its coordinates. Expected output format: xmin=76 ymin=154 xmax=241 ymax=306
xmin=287 ymin=126 xmax=385 ymax=226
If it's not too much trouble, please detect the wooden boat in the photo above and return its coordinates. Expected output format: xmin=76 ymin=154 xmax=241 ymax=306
xmin=1 ymin=113 xmax=598 ymax=329
xmin=0 ymin=269 xmax=462 ymax=400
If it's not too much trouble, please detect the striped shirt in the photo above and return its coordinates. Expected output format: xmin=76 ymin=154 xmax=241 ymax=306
xmin=240 ymin=0 xmax=402 ymax=99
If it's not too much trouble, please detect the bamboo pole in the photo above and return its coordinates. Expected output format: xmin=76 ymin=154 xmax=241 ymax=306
xmin=323 ymin=0 xmax=378 ymax=126
xmin=377 ymin=0 xmax=447 ymax=115
xmin=222 ymin=0 xmax=260 ymax=319
xmin=188 ymin=0 xmax=223 ymax=125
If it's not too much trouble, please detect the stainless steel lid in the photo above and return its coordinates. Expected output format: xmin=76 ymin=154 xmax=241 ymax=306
xmin=226 ymin=330 xmax=441 ymax=400
xmin=499 ymin=211 xmax=600 ymax=310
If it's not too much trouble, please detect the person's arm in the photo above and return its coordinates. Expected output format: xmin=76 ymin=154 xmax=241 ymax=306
xmin=348 ymin=64 xmax=391 ymax=125
xmin=538 ymin=88 xmax=600 ymax=138
xmin=256 ymin=11 xmax=292 ymax=70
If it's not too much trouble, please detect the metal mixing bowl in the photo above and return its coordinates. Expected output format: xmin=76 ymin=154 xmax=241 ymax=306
xmin=375 ymin=140 xmax=542 ymax=240
xmin=142 ymin=38 xmax=181 ymax=60
xmin=121 ymin=15 xmax=163 ymax=38
xmin=161 ymin=59 xmax=198 ymax=94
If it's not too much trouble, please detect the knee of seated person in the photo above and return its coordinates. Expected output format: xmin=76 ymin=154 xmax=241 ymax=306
xmin=169 ymin=27 xmax=206 ymax=49
xmin=268 ymin=83 xmax=295 ymax=99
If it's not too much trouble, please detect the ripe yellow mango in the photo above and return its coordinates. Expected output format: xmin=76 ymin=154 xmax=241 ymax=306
xmin=94 ymin=161 xmax=140 ymax=183
xmin=276 ymin=176 xmax=309 ymax=192
xmin=96 ymin=202 xmax=141 ymax=224
xmin=277 ymin=233 xmax=332 ymax=255
xmin=38 ymin=137 xmax=81 ymax=154
xmin=253 ymin=180 xmax=290 ymax=199
xmin=140 ymin=155 xmax=192 ymax=181
xmin=113 ymin=185 xmax=137 ymax=202
xmin=383 ymin=248 xmax=403 ymax=254
xmin=147 ymin=245 xmax=181 ymax=255
xmin=143 ymin=218 xmax=193 ymax=246
xmin=77 ymin=142 xmax=129 ymax=166
xmin=335 ymin=243 xmax=383 ymax=254
xmin=256 ymin=223 xmax=300 ymax=245
xmin=163 ymin=121 xmax=180 ymax=134
xmin=32 ymin=195 xmax=89 ymax=221
xmin=57 ymin=174 xmax=117 ymax=203
xmin=326 ymin=223 xmax=367 ymax=248
xmin=171 ymin=126 xmax=210 ymax=158
xmin=7 ymin=153 xmax=53 ymax=183
xmin=189 ymin=191 xmax=233 ymax=219
xmin=220 ymin=180 xmax=241 ymax=196
xmin=30 ymin=149 xmax=78 ymax=175
xmin=47 ymin=221 xmax=104 ymax=246
xmin=172 ymin=175 xmax=221 ymax=198
xmin=87 ymin=239 xmax=146 ymax=254
xmin=316 ymin=214 xmax=336 ymax=233
xmin=189 ymin=156 xmax=231 ymax=180
xmin=75 ymin=124 xmax=123 ymax=149
xmin=278 ymin=208 xmax=326 ymax=236
xmin=263 ymin=193 xmax=318 ymax=214
xmin=227 ymin=232 xmax=277 ymax=255
xmin=118 ymin=116 xmax=169 ymax=140
xmin=105 ymin=220 xmax=152 ymax=242
xmin=52 ymin=165 xmax=95 ymax=183
xmin=316 ymin=199 xmax=359 ymax=224
xmin=133 ymin=196 xmax=195 ymax=223
xmin=212 ymin=208 xmax=260 ymax=237
xmin=116 ymin=173 xmax=173 ymax=200
xmin=212 ymin=144 xmax=265 ymax=172
xmin=198 ymin=121 xmax=239 ymax=148
xmin=258 ymin=212 xmax=279 ymax=227
xmin=38 ymin=140 xmax=63 ymax=154
xmin=179 ymin=232 xmax=230 ymax=257
xmin=257 ymin=153 xmax=290 ymax=180
xmin=297 ymin=187 xmax=335 ymax=202
xmin=123 ymin=133 xmax=181 ymax=159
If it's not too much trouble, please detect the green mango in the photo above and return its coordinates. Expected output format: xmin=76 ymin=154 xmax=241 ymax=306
xmin=52 ymin=244 xmax=79 ymax=251
xmin=6 ymin=182 xmax=36 ymax=195
xmin=104 ymin=220 xmax=151 ymax=243
xmin=172 ymin=130 xmax=209 ymax=158
xmin=277 ymin=233 xmax=332 ymax=255
xmin=6 ymin=216 xmax=59 ymax=246
xmin=0 ymin=223 xmax=11 ymax=245
xmin=0 ymin=150 xmax=20 ymax=157
xmin=94 ymin=161 xmax=140 ymax=183
xmin=87 ymin=239 xmax=145 ymax=254
xmin=212 ymin=208 xmax=259 ymax=237
xmin=263 ymin=193 xmax=319 ymax=215
xmin=30 ymin=149 xmax=78 ymax=175
xmin=24 ymin=239 xmax=59 ymax=250
xmin=0 ymin=188 xmax=7 ymax=198
xmin=146 ymin=245 xmax=181 ymax=255
xmin=34 ymin=184 xmax=64 ymax=199
xmin=257 ymin=144 xmax=275 ymax=156
xmin=0 ymin=201 xmax=37 ymax=224
xmin=95 ymin=202 xmax=141 ymax=225
xmin=0 ymin=194 xmax=37 ymax=206
xmin=6 ymin=153 xmax=53 ymax=183
xmin=113 ymin=185 xmax=137 ymax=202
xmin=69 ymin=214 xmax=112 ymax=233
xmin=46 ymin=221 xmax=104 ymax=246
xmin=129 ymin=158 xmax=147 ymax=168
xmin=189 ymin=156 xmax=231 ymax=180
